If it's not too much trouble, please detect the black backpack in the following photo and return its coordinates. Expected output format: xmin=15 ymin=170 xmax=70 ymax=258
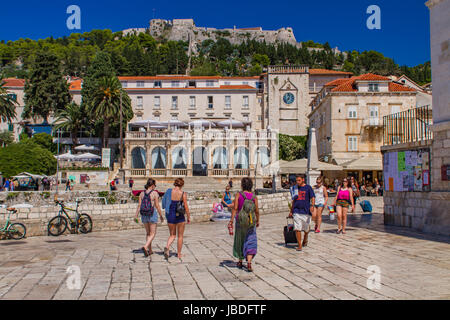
xmin=140 ymin=191 xmax=155 ymax=216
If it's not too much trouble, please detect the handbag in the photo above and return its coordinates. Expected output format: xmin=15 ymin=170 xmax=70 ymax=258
xmin=176 ymin=192 xmax=186 ymax=217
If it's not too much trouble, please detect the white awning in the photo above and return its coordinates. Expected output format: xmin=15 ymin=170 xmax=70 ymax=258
xmin=341 ymin=157 xmax=382 ymax=171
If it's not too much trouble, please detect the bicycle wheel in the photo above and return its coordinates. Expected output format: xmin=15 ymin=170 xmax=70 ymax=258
xmin=8 ymin=223 xmax=26 ymax=240
xmin=48 ymin=216 xmax=68 ymax=236
xmin=78 ymin=213 xmax=93 ymax=234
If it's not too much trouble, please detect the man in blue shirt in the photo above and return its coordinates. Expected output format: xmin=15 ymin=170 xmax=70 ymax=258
xmin=289 ymin=174 xmax=315 ymax=251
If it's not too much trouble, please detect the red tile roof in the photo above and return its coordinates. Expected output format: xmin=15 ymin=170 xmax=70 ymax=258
xmin=328 ymin=74 xmax=419 ymax=92
xmin=388 ymin=82 xmax=416 ymax=92
xmin=309 ymin=69 xmax=353 ymax=75
xmin=324 ymin=78 xmax=352 ymax=87
xmin=2 ymin=78 xmax=25 ymax=88
xmin=355 ymin=73 xmax=390 ymax=81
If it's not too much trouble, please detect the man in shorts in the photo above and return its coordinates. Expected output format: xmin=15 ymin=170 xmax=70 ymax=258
xmin=289 ymin=174 xmax=315 ymax=251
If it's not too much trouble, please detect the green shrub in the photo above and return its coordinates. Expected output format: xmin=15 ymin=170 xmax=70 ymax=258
xmin=6 ymin=192 xmax=19 ymax=200
xmin=0 ymin=140 xmax=57 ymax=177
xmin=41 ymin=192 xmax=51 ymax=199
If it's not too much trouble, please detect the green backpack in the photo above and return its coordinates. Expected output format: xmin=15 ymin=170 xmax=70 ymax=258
xmin=238 ymin=192 xmax=257 ymax=229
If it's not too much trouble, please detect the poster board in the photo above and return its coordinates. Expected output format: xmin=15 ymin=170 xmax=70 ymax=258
xmin=102 ymin=148 xmax=111 ymax=168
xmin=383 ymin=148 xmax=431 ymax=192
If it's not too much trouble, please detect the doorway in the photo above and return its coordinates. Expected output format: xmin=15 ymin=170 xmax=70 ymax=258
xmin=193 ymin=147 xmax=208 ymax=176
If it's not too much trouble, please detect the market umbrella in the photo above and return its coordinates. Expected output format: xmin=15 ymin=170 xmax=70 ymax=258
xmin=189 ymin=119 xmax=216 ymax=128
xmin=161 ymin=120 xmax=187 ymax=129
xmin=74 ymin=144 xmax=99 ymax=151
xmin=130 ymin=119 xmax=160 ymax=127
xmin=56 ymin=152 xmax=76 ymax=160
xmin=74 ymin=152 xmax=101 ymax=161
xmin=217 ymin=119 xmax=244 ymax=128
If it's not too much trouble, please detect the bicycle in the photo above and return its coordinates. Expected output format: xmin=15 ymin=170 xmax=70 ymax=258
xmin=0 ymin=208 xmax=26 ymax=240
xmin=47 ymin=200 xmax=93 ymax=236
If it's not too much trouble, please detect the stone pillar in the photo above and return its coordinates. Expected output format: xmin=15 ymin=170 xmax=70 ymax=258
xmin=306 ymin=128 xmax=321 ymax=185
xmin=166 ymin=143 xmax=172 ymax=177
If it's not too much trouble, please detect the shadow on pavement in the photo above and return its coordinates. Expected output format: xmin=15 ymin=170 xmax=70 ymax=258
xmin=323 ymin=212 xmax=450 ymax=245
xmin=0 ymin=240 xmax=27 ymax=246
xmin=44 ymin=239 xmax=74 ymax=243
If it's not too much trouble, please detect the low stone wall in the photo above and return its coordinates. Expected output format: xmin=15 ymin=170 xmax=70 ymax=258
xmin=0 ymin=190 xmax=229 ymax=207
xmin=0 ymin=192 xmax=292 ymax=238
xmin=384 ymin=191 xmax=450 ymax=236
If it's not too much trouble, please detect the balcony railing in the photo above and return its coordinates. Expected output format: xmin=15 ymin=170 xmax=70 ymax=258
xmin=212 ymin=169 xmax=228 ymax=176
xmin=233 ymin=169 xmax=250 ymax=176
xmin=268 ymin=65 xmax=309 ymax=74
xmin=172 ymin=169 xmax=187 ymax=176
xmin=151 ymin=169 xmax=167 ymax=176
xmin=383 ymin=105 xmax=433 ymax=146
xmin=131 ymin=169 xmax=146 ymax=177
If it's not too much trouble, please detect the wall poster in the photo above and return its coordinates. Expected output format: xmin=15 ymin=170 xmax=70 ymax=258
xmin=383 ymin=148 xmax=431 ymax=192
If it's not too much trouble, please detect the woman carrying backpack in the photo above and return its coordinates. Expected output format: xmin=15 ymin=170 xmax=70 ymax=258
xmin=162 ymin=178 xmax=191 ymax=260
xmin=229 ymin=177 xmax=260 ymax=272
xmin=135 ymin=178 xmax=164 ymax=257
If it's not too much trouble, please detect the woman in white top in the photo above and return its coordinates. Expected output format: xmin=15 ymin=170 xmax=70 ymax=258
xmin=312 ymin=177 xmax=328 ymax=233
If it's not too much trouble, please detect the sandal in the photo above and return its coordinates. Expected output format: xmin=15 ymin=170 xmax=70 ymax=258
xmin=337 ymin=229 xmax=342 ymax=234
xmin=296 ymin=247 xmax=302 ymax=251
xmin=302 ymin=240 xmax=308 ymax=247
xmin=164 ymin=247 xmax=169 ymax=260
xmin=247 ymin=262 xmax=253 ymax=272
xmin=342 ymin=230 xmax=347 ymax=234
xmin=237 ymin=261 xmax=243 ymax=269
xmin=142 ymin=247 xmax=149 ymax=257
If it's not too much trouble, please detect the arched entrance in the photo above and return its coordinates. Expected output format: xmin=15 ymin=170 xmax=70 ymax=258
xmin=172 ymin=147 xmax=187 ymax=169
xmin=151 ymin=147 xmax=167 ymax=169
xmin=212 ymin=147 xmax=228 ymax=169
xmin=234 ymin=147 xmax=249 ymax=169
xmin=255 ymin=146 xmax=270 ymax=167
xmin=131 ymin=147 xmax=146 ymax=169
xmin=193 ymin=146 xmax=208 ymax=176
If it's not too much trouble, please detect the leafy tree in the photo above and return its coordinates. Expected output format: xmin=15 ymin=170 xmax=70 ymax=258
xmin=53 ymin=102 xmax=85 ymax=149
xmin=0 ymin=130 xmax=14 ymax=147
xmin=89 ymin=76 xmax=133 ymax=147
xmin=0 ymin=79 xmax=17 ymax=123
xmin=279 ymin=134 xmax=306 ymax=161
xmin=190 ymin=61 xmax=218 ymax=76
xmin=252 ymin=54 xmax=270 ymax=67
xmin=22 ymin=51 xmax=72 ymax=122
xmin=81 ymin=51 xmax=116 ymax=108
xmin=30 ymin=132 xmax=57 ymax=154
xmin=0 ymin=139 xmax=57 ymax=177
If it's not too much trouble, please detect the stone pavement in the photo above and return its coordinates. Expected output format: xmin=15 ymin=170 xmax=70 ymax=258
xmin=0 ymin=212 xmax=449 ymax=300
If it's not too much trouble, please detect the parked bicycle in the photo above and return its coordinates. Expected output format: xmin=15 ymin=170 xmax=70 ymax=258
xmin=47 ymin=200 xmax=93 ymax=236
xmin=0 ymin=208 xmax=26 ymax=240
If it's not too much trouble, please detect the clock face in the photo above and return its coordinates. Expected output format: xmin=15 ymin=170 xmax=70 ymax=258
xmin=283 ymin=92 xmax=295 ymax=105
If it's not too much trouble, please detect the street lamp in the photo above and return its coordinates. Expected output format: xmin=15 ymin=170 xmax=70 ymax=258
xmin=55 ymin=128 xmax=61 ymax=195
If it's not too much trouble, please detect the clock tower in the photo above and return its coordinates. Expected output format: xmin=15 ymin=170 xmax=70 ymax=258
xmin=265 ymin=65 xmax=310 ymax=136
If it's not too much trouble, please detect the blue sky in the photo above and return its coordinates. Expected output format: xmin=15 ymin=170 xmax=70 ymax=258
xmin=0 ymin=0 xmax=430 ymax=66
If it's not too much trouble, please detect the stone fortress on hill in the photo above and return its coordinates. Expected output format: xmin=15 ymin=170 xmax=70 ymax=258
xmin=123 ymin=18 xmax=299 ymax=50
xmin=123 ymin=18 xmax=344 ymax=55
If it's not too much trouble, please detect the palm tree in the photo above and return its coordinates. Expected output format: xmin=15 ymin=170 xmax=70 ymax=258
xmin=53 ymin=102 xmax=85 ymax=150
xmin=89 ymin=76 xmax=132 ymax=148
xmin=0 ymin=79 xmax=17 ymax=123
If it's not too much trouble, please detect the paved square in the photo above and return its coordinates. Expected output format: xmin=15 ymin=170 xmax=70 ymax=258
xmin=0 ymin=212 xmax=449 ymax=300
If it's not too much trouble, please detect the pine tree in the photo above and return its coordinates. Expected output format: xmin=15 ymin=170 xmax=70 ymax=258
xmin=22 ymin=51 xmax=71 ymax=123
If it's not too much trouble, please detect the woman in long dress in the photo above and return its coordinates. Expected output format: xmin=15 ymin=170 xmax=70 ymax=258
xmin=229 ymin=177 xmax=259 ymax=272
